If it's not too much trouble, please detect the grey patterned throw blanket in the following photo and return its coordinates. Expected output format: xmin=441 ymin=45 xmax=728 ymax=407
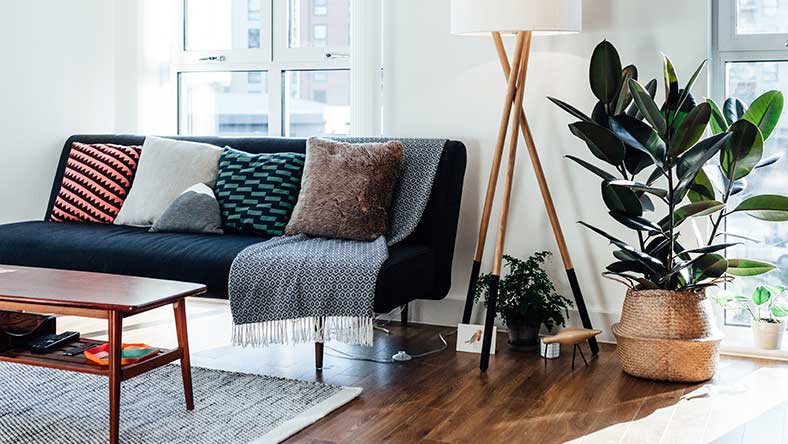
xmin=230 ymin=138 xmax=447 ymax=347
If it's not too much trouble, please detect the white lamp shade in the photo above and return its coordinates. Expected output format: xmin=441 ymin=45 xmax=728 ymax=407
xmin=451 ymin=0 xmax=582 ymax=35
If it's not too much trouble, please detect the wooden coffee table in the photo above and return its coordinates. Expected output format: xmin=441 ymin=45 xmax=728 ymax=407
xmin=0 ymin=265 xmax=206 ymax=444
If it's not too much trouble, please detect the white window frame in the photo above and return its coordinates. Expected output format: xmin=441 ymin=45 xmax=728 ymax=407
xmin=174 ymin=0 xmax=380 ymax=137
xmin=713 ymin=0 xmax=788 ymax=345
xmin=717 ymin=0 xmax=788 ymax=51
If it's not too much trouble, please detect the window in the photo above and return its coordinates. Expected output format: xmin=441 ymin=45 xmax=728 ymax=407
xmin=714 ymin=0 xmax=788 ymax=327
xmin=248 ymin=0 xmax=261 ymax=21
xmin=284 ymin=70 xmax=349 ymax=136
xmin=179 ymin=71 xmax=270 ymax=136
xmin=248 ymin=29 xmax=261 ymax=48
xmin=176 ymin=0 xmax=366 ymax=137
xmin=288 ymin=0 xmax=350 ymax=49
xmin=313 ymin=0 xmax=328 ymax=16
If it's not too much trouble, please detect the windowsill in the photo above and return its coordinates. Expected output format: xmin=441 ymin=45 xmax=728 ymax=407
xmin=720 ymin=324 xmax=788 ymax=361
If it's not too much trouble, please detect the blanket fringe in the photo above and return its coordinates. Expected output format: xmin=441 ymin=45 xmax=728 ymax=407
xmin=232 ymin=316 xmax=375 ymax=347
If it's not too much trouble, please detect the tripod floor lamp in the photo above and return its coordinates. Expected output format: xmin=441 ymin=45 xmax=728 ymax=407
xmin=451 ymin=0 xmax=599 ymax=371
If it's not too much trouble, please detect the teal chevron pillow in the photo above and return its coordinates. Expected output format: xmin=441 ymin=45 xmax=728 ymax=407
xmin=215 ymin=148 xmax=306 ymax=236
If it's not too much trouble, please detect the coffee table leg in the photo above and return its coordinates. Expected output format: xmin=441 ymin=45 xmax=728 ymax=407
xmin=174 ymin=300 xmax=194 ymax=410
xmin=108 ymin=311 xmax=123 ymax=444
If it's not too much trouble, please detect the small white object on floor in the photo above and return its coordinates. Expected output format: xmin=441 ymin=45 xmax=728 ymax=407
xmin=392 ymin=351 xmax=412 ymax=361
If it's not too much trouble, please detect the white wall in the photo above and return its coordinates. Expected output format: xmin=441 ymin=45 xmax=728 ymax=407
xmin=0 ymin=1 xmax=116 ymax=224
xmin=383 ymin=0 xmax=711 ymax=339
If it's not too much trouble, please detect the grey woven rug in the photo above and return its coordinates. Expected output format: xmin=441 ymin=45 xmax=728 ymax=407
xmin=0 ymin=362 xmax=361 ymax=444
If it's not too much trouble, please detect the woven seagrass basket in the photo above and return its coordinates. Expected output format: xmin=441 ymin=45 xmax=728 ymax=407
xmin=612 ymin=289 xmax=723 ymax=383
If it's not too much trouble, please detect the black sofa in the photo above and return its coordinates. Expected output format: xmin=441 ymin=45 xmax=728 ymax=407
xmin=0 ymin=135 xmax=467 ymax=325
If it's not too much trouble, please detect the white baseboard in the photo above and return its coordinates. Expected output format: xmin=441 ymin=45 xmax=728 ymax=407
xmin=383 ymin=298 xmax=620 ymax=344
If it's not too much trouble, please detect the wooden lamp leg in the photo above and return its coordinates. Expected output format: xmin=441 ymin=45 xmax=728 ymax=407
xmin=491 ymin=34 xmax=599 ymax=356
xmin=480 ymin=32 xmax=532 ymax=372
xmin=461 ymin=31 xmax=528 ymax=325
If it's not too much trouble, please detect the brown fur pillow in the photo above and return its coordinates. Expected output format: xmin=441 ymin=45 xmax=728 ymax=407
xmin=285 ymin=137 xmax=404 ymax=241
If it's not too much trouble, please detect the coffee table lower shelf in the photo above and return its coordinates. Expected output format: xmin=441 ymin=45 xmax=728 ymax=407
xmin=0 ymin=339 xmax=181 ymax=381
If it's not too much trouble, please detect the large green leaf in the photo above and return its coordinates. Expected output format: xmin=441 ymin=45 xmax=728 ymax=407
xmin=687 ymin=168 xmax=716 ymax=203
xmin=609 ymin=116 xmax=667 ymax=168
xmin=629 ymin=79 xmax=667 ymax=136
xmin=610 ymin=211 xmax=662 ymax=233
xmin=590 ymin=41 xmax=622 ymax=104
xmin=569 ymin=122 xmax=626 ymax=166
xmin=663 ymin=55 xmax=679 ymax=107
xmin=675 ymin=60 xmax=707 ymax=116
xmin=720 ymin=119 xmax=764 ymax=180
xmin=691 ymin=254 xmax=728 ymax=282
xmin=752 ymin=285 xmax=773 ymax=306
xmin=565 ymin=155 xmax=616 ymax=180
xmin=602 ymin=181 xmax=643 ymax=216
xmin=674 ymin=133 xmax=732 ymax=202
xmin=624 ymin=148 xmax=654 ymax=175
xmin=669 ymin=103 xmax=711 ymax=157
xmin=628 ymin=79 xmax=658 ymax=119
xmin=723 ymin=97 xmax=747 ymax=125
xmin=578 ymin=221 xmax=626 ymax=246
xmin=566 ymin=156 xmax=616 ymax=180
xmin=742 ymin=90 xmax=784 ymax=140
xmin=681 ymin=242 xmax=740 ymax=255
xmin=756 ymin=153 xmax=784 ymax=170
xmin=548 ymin=97 xmax=593 ymax=123
xmin=664 ymin=200 xmax=725 ymax=228
xmin=727 ymin=259 xmax=777 ymax=276
xmin=607 ymin=180 xmax=668 ymax=198
xmin=614 ymin=65 xmax=639 ymax=115
xmin=730 ymin=194 xmax=788 ymax=221
xmin=707 ymin=98 xmax=729 ymax=135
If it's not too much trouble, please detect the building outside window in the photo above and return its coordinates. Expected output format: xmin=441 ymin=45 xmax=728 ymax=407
xmin=177 ymin=0 xmax=356 ymax=137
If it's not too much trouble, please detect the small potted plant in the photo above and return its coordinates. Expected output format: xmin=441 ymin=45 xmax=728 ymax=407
xmin=714 ymin=285 xmax=788 ymax=350
xmin=474 ymin=252 xmax=573 ymax=349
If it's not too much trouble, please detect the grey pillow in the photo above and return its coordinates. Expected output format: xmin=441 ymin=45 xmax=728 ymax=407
xmin=285 ymin=137 xmax=404 ymax=241
xmin=150 ymin=183 xmax=224 ymax=235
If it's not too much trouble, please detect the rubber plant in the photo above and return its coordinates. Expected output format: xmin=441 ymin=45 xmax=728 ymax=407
xmin=548 ymin=40 xmax=788 ymax=292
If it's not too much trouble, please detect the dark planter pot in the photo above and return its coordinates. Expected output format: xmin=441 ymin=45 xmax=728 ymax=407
xmin=506 ymin=320 xmax=540 ymax=351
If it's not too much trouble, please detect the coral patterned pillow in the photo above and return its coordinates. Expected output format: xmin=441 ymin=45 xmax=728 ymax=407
xmin=50 ymin=142 xmax=142 ymax=224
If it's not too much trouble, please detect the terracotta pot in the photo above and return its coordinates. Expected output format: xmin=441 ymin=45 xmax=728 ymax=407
xmin=612 ymin=288 xmax=723 ymax=383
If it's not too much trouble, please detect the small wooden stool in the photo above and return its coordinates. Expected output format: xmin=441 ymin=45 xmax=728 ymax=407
xmin=542 ymin=328 xmax=602 ymax=369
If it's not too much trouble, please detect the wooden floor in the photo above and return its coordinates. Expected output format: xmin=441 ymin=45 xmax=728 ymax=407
xmin=59 ymin=298 xmax=788 ymax=444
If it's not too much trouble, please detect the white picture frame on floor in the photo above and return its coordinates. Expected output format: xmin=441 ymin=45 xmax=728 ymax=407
xmin=456 ymin=323 xmax=496 ymax=354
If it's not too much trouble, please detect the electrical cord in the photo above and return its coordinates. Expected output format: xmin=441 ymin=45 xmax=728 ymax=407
xmin=324 ymin=328 xmax=457 ymax=364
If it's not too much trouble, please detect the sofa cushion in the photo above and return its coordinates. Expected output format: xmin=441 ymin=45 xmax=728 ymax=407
xmin=50 ymin=142 xmax=142 ymax=224
xmin=115 ymin=137 xmax=223 ymax=227
xmin=285 ymin=137 xmax=404 ymax=241
xmin=215 ymin=148 xmax=305 ymax=236
xmin=150 ymin=183 xmax=224 ymax=235
xmin=0 ymin=221 xmax=434 ymax=311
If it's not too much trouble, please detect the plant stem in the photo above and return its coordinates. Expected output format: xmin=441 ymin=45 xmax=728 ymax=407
xmin=667 ymin=170 xmax=676 ymax=273
xmin=707 ymin=158 xmax=738 ymax=246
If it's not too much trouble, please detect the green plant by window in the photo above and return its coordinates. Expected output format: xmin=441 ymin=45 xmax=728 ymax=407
xmin=714 ymin=285 xmax=788 ymax=323
xmin=548 ymin=40 xmax=788 ymax=292
xmin=474 ymin=252 xmax=573 ymax=332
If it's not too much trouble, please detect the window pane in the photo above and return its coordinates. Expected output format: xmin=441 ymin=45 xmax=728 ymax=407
xmin=284 ymin=70 xmax=350 ymax=137
xmin=179 ymin=71 xmax=269 ymax=136
xmin=185 ymin=0 xmax=264 ymax=51
xmin=288 ymin=0 xmax=350 ymax=48
xmin=723 ymin=61 xmax=788 ymax=325
xmin=737 ymin=0 xmax=788 ymax=34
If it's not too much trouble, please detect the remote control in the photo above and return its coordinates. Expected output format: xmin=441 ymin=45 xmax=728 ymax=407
xmin=63 ymin=343 xmax=97 ymax=357
xmin=28 ymin=332 xmax=80 ymax=353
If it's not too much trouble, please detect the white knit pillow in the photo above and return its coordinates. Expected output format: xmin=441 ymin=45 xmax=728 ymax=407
xmin=114 ymin=137 xmax=222 ymax=227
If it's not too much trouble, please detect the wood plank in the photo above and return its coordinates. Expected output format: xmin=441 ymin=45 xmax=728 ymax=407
xmin=53 ymin=299 xmax=788 ymax=444
xmin=0 ymin=264 xmax=205 ymax=312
